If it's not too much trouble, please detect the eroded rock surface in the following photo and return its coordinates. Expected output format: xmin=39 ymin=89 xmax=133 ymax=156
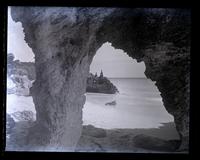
xmin=11 ymin=7 xmax=190 ymax=151
xmin=76 ymin=124 xmax=180 ymax=153
xmin=133 ymin=134 xmax=180 ymax=152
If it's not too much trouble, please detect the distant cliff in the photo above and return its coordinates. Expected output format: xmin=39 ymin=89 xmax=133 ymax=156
xmin=7 ymin=53 xmax=36 ymax=81
xmin=7 ymin=54 xmax=34 ymax=96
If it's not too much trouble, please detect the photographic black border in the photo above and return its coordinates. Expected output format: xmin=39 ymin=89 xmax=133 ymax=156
xmin=0 ymin=0 xmax=196 ymax=160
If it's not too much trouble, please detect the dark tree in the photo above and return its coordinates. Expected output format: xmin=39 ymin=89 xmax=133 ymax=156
xmin=100 ymin=70 xmax=104 ymax=78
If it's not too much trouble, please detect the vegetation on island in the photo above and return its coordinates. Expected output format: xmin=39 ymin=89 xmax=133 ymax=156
xmin=86 ymin=70 xmax=119 ymax=94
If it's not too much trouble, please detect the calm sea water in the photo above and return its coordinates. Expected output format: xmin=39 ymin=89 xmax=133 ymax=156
xmin=83 ymin=78 xmax=174 ymax=129
xmin=7 ymin=78 xmax=174 ymax=130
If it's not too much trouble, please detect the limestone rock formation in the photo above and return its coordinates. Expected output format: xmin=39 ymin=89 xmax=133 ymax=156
xmin=11 ymin=7 xmax=190 ymax=151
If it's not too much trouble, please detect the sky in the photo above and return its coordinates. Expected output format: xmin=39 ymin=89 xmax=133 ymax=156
xmin=90 ymin=43 xmax=146 ymax=78
xmin=7 ymin=7 xmax=146 ymax=78
xmin=7 ymin=7 xmax=35 ymax=62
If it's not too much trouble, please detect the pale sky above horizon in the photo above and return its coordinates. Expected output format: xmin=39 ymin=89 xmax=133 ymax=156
xmin=90 ymin=43 xmax=146 ymax=78
xmin=7 ymin=7 xmax=146 ymax=78
xmin=7 ymin=7 xmax=35 ymax=62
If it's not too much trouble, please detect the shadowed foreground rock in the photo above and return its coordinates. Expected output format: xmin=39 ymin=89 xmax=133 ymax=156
xmin=133 ymin=134 xmax=180 ymax=152
xmin=11 ymin=7 xmax=190 ymax=151
xmin=6 ymin=122 xmax=181 ymax=152
xmin=76 ymin=124 xmax=181 ymax=152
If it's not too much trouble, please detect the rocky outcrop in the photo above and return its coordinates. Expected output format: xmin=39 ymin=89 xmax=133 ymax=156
xmin=11 ymin=7 xmax=190 ymax=151
xmin=6 ymin=122 xmax=180 ymax=152
xmin=76 ymin=123 xmax=180 ymax=152
xmin=7 ymin=54 xmax=34 ymax=96
xmin=7 ymin=54 xmax=36 ymax=80
xmin=81 ymin=125 xmax=107 ymax=138
xmin=7 ymin=75 xmax=32 ymax=96
xmin=86 ymin=73 xmax=118 ymax=94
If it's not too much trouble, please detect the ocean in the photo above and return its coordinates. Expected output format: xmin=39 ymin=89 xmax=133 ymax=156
xmin=7 ymin=78 xmax=174 ymax=129
xmin=83 ymin=78 xmax=174 ymax=129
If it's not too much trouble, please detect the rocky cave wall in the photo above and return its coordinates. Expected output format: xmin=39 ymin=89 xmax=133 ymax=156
xmin=11 ymin=7 xmax=190 ymax=151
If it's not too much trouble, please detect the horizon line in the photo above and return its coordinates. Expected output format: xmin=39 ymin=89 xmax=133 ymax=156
xmin=108 ymin=77 xmax=147 ymax=79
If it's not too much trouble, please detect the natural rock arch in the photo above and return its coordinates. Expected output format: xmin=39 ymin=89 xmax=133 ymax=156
xmin=11 ymin=7 xmax=190 ymax=151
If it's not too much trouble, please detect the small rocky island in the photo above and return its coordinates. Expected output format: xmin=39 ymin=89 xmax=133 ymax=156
xmin=7 ymin=53 xmax=118 ymax=95
xmin=87 ymin=71 xmax=119 ymax=94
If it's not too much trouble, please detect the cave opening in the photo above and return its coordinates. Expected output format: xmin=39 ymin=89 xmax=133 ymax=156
xmin=7 ymin=7 xmax=190 ymax=152
xmin=83 ymin=42 xmax=176 ymax=130
xmin=76 ymin=42 xmax=181 ymax=152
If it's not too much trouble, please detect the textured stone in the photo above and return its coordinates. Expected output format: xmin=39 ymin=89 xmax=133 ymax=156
xmin=11 ymin=111 xmax=35 ymax=122
xmin=86 ymin=73 xmax=119 ymax=94
xmin=133 ymin=134 xmax=180 ymax=151
xmin=82 ymin=125 xmax=107 ymax=138
xmin=11 ymin=7 xmax=190 ymax=151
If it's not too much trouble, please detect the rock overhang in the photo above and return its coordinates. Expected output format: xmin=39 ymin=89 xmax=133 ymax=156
xmin=10 ymin=7 xmax=190 ymax=151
